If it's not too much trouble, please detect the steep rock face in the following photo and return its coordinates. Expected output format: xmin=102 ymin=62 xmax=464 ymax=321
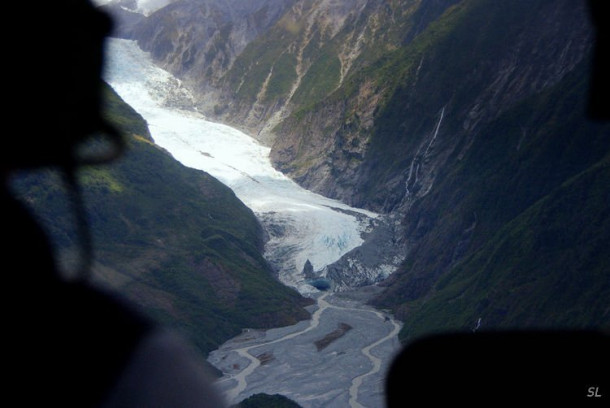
xmin=274 ymin=0 xmax=595 ymax=211
xmin=213 ymin=0 xmax=373 ymax=140
xmin=266 ymin=0 xmax=463 ymax=186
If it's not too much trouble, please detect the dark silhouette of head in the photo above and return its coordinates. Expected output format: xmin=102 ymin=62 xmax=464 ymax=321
xmin=0 ymin=1 xmax=127 ymax=291
xmin=1 ymin=1 xmax=126 ymax=283
xmin=2 ymin=0 xmax=122 ymax=172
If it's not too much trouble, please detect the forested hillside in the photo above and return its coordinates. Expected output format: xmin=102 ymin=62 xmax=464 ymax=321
xmin=12 ymin=84 xmax=311 ymax=355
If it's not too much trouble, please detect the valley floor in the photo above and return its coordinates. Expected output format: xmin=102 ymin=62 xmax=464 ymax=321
xmin=209 ymin=290 xmax=402 ymax=408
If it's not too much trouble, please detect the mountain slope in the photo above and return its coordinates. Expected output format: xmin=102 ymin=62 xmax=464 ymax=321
xmin=270 ymin=0 xmax=595 ymax=208
xmin=13 ymin=84 xmax=311 ymax=355
xmin=399 ymin=149 xmax=610 ymax=338
xmin=370 ymin=60 xmax=610 ymax=340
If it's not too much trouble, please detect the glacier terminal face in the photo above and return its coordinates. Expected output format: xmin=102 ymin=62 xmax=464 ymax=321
xmin=104 ymin=38 xmax=381 ymax=294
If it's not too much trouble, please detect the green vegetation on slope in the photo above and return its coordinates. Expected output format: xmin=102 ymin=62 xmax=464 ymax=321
xmin=224 ymin=19 xmax=300 ymax=107
xmin=373 ymin=56 xmax=610 ymax=342
xmin=13 ymin=83 xmax=311 ymax=355
xmin=402 ymin=150 xmax=610 ymax=339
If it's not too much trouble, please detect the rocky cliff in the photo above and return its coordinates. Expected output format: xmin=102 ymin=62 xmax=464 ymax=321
xmin=271 ymin=0 xmax=594 ymax=209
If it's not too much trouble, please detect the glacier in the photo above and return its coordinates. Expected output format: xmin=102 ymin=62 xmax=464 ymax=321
xmin=104 ymin=38 xmax=378 ymax=294
xmin=103 ymin=38 xmax=401 ymax=408
xmin=92 ymin=0 xmax=172 ymax=16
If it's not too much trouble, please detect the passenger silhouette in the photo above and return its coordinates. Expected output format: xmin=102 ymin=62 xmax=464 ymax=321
xmin=2 ymin=2 xmax=226 ymax=406
xmin=385 ymin=331 xmax=608 ymax=406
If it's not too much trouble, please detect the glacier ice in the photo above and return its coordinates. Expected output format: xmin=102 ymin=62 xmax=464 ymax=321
xmin=103 ymin=39 xmax=378 ymax=294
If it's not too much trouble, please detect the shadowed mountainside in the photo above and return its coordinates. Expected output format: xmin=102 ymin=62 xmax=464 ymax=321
xmin=12 ymin=84 xmax=311 ymax=356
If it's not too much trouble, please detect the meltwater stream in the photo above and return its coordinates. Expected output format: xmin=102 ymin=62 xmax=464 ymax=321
xmin=104 ymin=39 xmax=401 ymax=407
